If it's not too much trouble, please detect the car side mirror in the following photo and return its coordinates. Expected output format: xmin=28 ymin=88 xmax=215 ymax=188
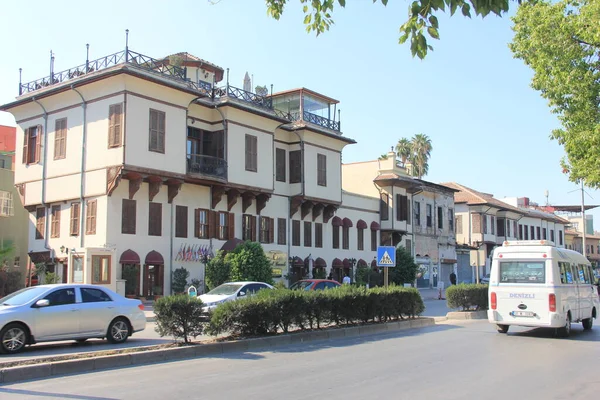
xmin=34 ymin=299 xmax=50 ymax=308
xmin=238 ymin=291 xmax=246 ymax=297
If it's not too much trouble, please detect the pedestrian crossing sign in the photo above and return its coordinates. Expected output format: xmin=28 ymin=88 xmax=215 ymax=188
xmin=377 ymin=246 xmax=396 ymax=267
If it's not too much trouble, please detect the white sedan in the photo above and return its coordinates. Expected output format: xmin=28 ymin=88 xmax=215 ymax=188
xmin=0 ymin=284 xmax=146 ymax=354
xmin=199 ymin=281 xmax=274 ymax=313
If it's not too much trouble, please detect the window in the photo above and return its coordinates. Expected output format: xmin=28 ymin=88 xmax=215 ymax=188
xmin=53 ymin=118 xmax=67 ymax=160
xmin=148 ymin=202 xmax=162 ymax=236
xmin=275 ymin=148 xmax=286 ymax=182
xmin=491 ymin=216 xmax=495 ymax=235
xmin=524 ymin=225 xmax=529 ymax=240
xmin=289 ymin=150 xmax=301 ymax=183
xmin=482 ymin=215 xmax=488 ymax=234
xmin=550 ymin=229 xmax=555 ymax=242
xmin=149 ymin=109 xmax=166 ymax=153
xmin=218 ymin=212 xmax=232 ymax=240
xmin=437 ymin=207 xmax=443 ymax=229
xmin=86 ymin=200 xmax=97 ymax=235
xmin=51 ymin=205 xmax=61 ymax=238
xmin=380 ymin=193 xmax=389 ymax=221
xmin=72 ymin=255 xmax=83 ymax=283
xmin=536 ymin=227 xmax=541 ymax=240
xmin=69 ymin=202 xmax=80 ymax=236
xmin=260 ymin=217 xmax=274 ymax=244
xmin=304 ymin=221 xmax=312 ymax=247
xmin=426 ymin=204 xmax=432 ymax=227
xmin=277 ymin=218 xmax=286 ymax=245
xmin=121 ymin=199 xmax=136 ymax=234
xmin=315 ymin=223 xmax=323 ymax=248
xmin=559 ymin=230 xmax=564 ymax=246
xmin=35 ymin=207 xmax=45 ymax=239
xmin=499 ymin=261 xmax=545 ymax=284
xmin=0 ymin=191 xmax=13 ymax=217
xmin=559 ymin=262 xmax=573 ymax=284
xmin=333 ymin=225 xmax=340 ymax=249
xmin=414 ymin=201 xmax=421 ymax=226
xmin=175 ymin=206 xmax=188 ymax=238
xmin=518 ymin=224 xmax=523 ymax=240
xmin=448 ymin=209 xmax=454 ymax=231
xmin=456 ymin=215 xmax=463 ymax=234
xmin=81 ymin=288 xmax=112 ymax=303
xmin=44 ymin=288 xmax=75 ymax=306
xmin=317 ymin=154 xmax=327 ymax=186
xmin=194 ymin=209 xmax=208 ymax=239
xmin=530 ymin=226 xmax=535 ymax=240
xmin=23 ymin=125 xmax=42 ymax=165
xmin=108 ymin=104 xmax=123 ymax=148
xmin=371 ymin=229 xmax=377 ymax=251
xmin=342 ymin=226 xmax=349 ymax=249
xmin=358 ymin=227 xmax=364 ymax=251
xmin=187 ymin=127 xmax=225 ymax=160
xmin=243 ymin=214 xmax=257 ymax=241
xmin=292 ymin=220 xmax=300 ymax=246
xmin=396 ymin=194 xmax=409 ymax=222
xmin=497 ymin=218 xmax=505 ymax=236
xmin=245 ymin=134 xmax=257 ymax=172
xmin=542 ymin=228 xmax=547 ymax=240
xmin=92 ymin=255 xmax=111 ymax=284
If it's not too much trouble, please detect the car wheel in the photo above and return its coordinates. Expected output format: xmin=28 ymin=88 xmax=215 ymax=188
xmin=106 ymin=318 xmax=130 ymax=344
xmin=583 ymin=317 xmax=593 ymax=330
xmin=557 ymin=314 xmax=571 ymax=338
xmin=0 ymin=323 xmax=28 ymax=354
xmin=496 ymin=324 xmax=509 ymax=334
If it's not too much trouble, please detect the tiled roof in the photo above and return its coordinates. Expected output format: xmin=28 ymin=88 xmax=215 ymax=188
xmin=522 ymin=207 xmax=570 ymax=224
xmin=440 ymin=182 xmax=524 ymax=213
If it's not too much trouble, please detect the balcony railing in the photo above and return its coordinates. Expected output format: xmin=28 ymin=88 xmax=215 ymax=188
xmin=302 ymin=110 xmax=341 ymax=131
xmin=186 ymin=154 xmax=227 ymax=181
xmin=214 ymin=85 xmax=273 ymax=110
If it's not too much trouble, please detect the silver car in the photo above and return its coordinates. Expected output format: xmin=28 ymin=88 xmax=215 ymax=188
xmin=0 ymin=284 xmax=146 ymax=354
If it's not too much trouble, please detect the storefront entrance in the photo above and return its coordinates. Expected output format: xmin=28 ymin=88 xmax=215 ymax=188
xmin=143 ymin=264 xmax=164 ymax=297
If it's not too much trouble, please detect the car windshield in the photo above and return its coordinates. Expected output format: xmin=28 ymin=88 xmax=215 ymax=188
xmin=0 ymin=286 xmax=50 ymax=306
xmin=207 ymin=284 xmax=242 ymax=296
xmin=289 ymin=281 xmax=313 ymax=291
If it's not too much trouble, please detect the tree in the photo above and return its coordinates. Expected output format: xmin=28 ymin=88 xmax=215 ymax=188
xmin=510 ymin=0 xmax=600 ymax=188
xmin=411 ymin=133 xmax=433 ymax=179
xmin=226 ymin=241 xmax=274 ymax=285
xmin=154 ymin=295 xmax=206 ymax=343
xmin=264 ymin=0 xmax=514 ymax=59
xmin=205 ymin=251 xmax=231 ymax=290
xmin=395 ymin=138 xmax=412 ymax=165
xmin=388 ymin=246 xmax=419 ymax=285
xmin=172 ymin=267 xmax=190 ymax=294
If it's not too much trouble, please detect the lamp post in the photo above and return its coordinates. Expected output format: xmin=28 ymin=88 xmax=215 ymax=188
xmin=349 ymin=258 xmax=357 ymax=284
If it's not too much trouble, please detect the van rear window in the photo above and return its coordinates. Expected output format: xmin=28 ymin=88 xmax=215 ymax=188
xmin=499 ymin=261 xmax=546 ymax=284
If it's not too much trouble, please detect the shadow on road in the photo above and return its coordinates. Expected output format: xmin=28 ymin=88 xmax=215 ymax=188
xmin=508 ymin=325 xmax=600 ymax=341
xmin=0 ymin=387 xmax=118 ymax=400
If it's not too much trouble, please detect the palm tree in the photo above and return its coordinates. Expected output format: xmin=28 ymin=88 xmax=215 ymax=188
xmin=395 ymin=138 xmax=412 ymax=165
xmin=410 ymin=133 xmax=433 ymax=179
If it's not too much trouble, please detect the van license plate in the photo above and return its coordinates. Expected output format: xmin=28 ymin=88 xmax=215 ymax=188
xmin=512 ymin=311 xmax=535 ymax=317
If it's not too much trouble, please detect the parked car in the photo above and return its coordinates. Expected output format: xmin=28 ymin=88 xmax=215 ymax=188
xmin=289 ymin=279 xmax=341 ymax=291
xmin=198 ymin=281 xmax=274 ymax=313
xmin=0 ymin=284 xmax=146 ymax=354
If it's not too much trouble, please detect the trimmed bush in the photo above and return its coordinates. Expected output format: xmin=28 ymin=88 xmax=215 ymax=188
xmin=227 ymin=241 xmax=274 ymax=285
xmin=206 ymin=285 xmax=425 ymax=338
xmin=205 ymin=251 xmax=231 ymax=290
xmin=154 ymin=294 xmax=206 ymax=343
xmin=446 ymin=283 xmax=489 ymax=311
xmin=172 ymin=267 xmax=190 ymax=293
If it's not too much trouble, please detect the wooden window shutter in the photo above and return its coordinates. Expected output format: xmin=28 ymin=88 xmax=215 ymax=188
xmin=269 ymin=217 xmax=275 ymax=243
xmin=472 ymin=213 xmax=481 ymax=234
xmin=51 ymin=205 xmax=61 ymax=238
xmin=122 ymin=200 xmax=129 ymax=234
xmin=70 ymin=202 xmax=80 ymax=236
xmin=208 ymin=210 xmax=216 ymax=239
xmin=22 ymin=128 xmax=29 ymax=164
xmin=158 ymin=111 xmax=165 ymax=152
xmin=276 ymin=148 xmax=286 ymax=182
xmin=108 ymin=104 xmax=122 ymax=147
xmin=194 ymin=209 xmax=200 ymax=238
xmin=35 ymin=125 xmax=42 ymax=163
xmin=86 ymin=200 xmax=97 ymax=235
xmin=228 ymin=212 xmax=235 ymax=239
xmin=456 ymin=215 xmax=463 ymax=234
xmin=251 ymin=215 xmax=257 ymax=241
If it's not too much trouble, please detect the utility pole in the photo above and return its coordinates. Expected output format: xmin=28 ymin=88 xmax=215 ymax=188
xmin=581 ymin=180 xmax=586 ymax=256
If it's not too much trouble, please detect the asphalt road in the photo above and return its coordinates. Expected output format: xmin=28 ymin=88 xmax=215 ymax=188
xmin=2 ymin=320 xmax=600 ymax=399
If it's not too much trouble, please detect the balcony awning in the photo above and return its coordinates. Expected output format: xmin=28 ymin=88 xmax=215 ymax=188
xmin=331 ymin=216 xmax=342 ymax=227
xmin=357 ymin=219 xmax=368 ymax=229
xmin=145 ymin=250 xmax=164 ymax=265
xmin=28 ymin=251 xmax=51 ymax=264
xmin=314 ymin=257 xmax=327 ymax=268
xmin=332 ymin=258 xmax=343 ymax=268
xmin=119 ymin=249 xmax=140 ymax=264
xmin=342 ymin=218 xmax=353 ymax=228
xmin=370 ymin=221 xmax=380 ymax=230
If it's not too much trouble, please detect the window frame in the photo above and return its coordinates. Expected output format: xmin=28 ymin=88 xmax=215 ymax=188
xmin=54 ymin=118 xmax=67 ymax=160
xmin=121 ymin=199 xmax=137 ymax=235
xmin=277 ymin=218 xmax=286 ymax=245
xmin=35 ymin=207 xmax=46 ymax=239
xmin=175 ymin=205 xmax=188 ymax=238
xmin=86 ymin=200 xmax=97 ymax=235
xmin=148 ymin=202 xmax=162 ymax=236
xmin=317 ymin=153 xmax=327 ymax=186
xmin=108 ymin=103 xmax=123 ymax=148
xmin=275 ymin=148 xmax=286 ymax=182
xmin=91 ymin=255 xmax=111 ymax=285
xmin=50 ymin=205 xmax=61 ymax=238
xmin=244 ymin=134 xmax=258 ymax=172
xmin=149 ymin=109 xmax=166 ymax=153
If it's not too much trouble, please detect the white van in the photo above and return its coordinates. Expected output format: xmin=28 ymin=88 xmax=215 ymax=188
xmin=488 ymin=240 xmax=599 ymax=337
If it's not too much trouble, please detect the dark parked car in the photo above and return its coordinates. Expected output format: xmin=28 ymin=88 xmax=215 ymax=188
xmin=289 ymin=279 xmax=341 ymax=291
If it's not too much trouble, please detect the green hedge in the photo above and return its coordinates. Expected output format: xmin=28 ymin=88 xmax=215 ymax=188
xmin=446 ymin=283 xmax=488 ymax=311
xmin=206 ymin=285 xmax=425 ymax=337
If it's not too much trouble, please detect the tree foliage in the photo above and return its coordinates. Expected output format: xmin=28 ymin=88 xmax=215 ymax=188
xmin=205 ymin=251 xmax=231 ymax=290
xmin=154 ymin=294 xmax=205 ymax=343
xmin=172 ymin=267 xmax=190 ymax=294
xmin=395 ymin=133 xmax=433 ymax=179
xmin=264 ymin=0 xmax=514 ymax=59
xmin=226 ymin=242 xmax=274 ymax=285
xmin=510 ymin=0 xmax=600 ymax=188
xmin=389 ymin=246 xmax=419 ymax=285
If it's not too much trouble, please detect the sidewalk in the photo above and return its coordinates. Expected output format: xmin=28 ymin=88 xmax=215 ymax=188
xmin=418 ymin=287 xmax=445 ymax=300
xmin=142 ymin=301 xmax=156 ymax=322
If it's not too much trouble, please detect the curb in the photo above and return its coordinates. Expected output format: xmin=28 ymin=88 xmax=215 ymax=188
xmin=0 ymin=317 xmax=435 ymax=384
xmin=446 ymin=311 xmax=487 ymax=320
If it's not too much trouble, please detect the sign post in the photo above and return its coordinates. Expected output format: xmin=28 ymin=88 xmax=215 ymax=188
xmin=377 ymin=246 xmax=396 ymax=289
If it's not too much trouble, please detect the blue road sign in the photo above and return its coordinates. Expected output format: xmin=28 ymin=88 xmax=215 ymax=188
xmin=377 ymin=246 xmax=396 ymax=267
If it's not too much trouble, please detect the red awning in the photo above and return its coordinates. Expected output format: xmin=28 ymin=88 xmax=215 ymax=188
xmin=331 ymin=216 xmax=342 ymax=227
xmin=314 ymin=257 xmax=327 ymax=268
xmin=145 ymin=250 xmax=164 ymax=265
xmin=356 ymin=219 xmax=368 ymax=229
xmin=221 ymin=238 xmax=244 ymax=252
xmin=119 ymin=249 xmax=140 ymax=264
xmin=342 ymin=217 xmax=353 ymax=228
xmin=28 ymin=251 xmax=51 ymax=264
xmin=332 ymin=258 xmax=343 ymax=268
xmin=370 ymin=221 xmax=380 ymax=230
xmin=357 ymin=259 xmax=368 ymax=267
xmin=292 ymin=256 xmax=304 ymax=267
xmin=343 ymin=258 xmax=351 ymax=268
xmin=371 ymin=260 xmax=377 ymax=268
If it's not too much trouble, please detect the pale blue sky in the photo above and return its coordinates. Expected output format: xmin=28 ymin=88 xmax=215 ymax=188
xmin=1 ymin=0 xmax=598 ymax=224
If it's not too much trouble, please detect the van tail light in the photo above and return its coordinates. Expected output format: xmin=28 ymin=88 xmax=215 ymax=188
xmin=491 ymin=292 xmax=497 ymax=310
xmin=138 ymin=304 xmax=145 ymax=311
xmin=549 ymin=294 xmax=556 ymax=312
